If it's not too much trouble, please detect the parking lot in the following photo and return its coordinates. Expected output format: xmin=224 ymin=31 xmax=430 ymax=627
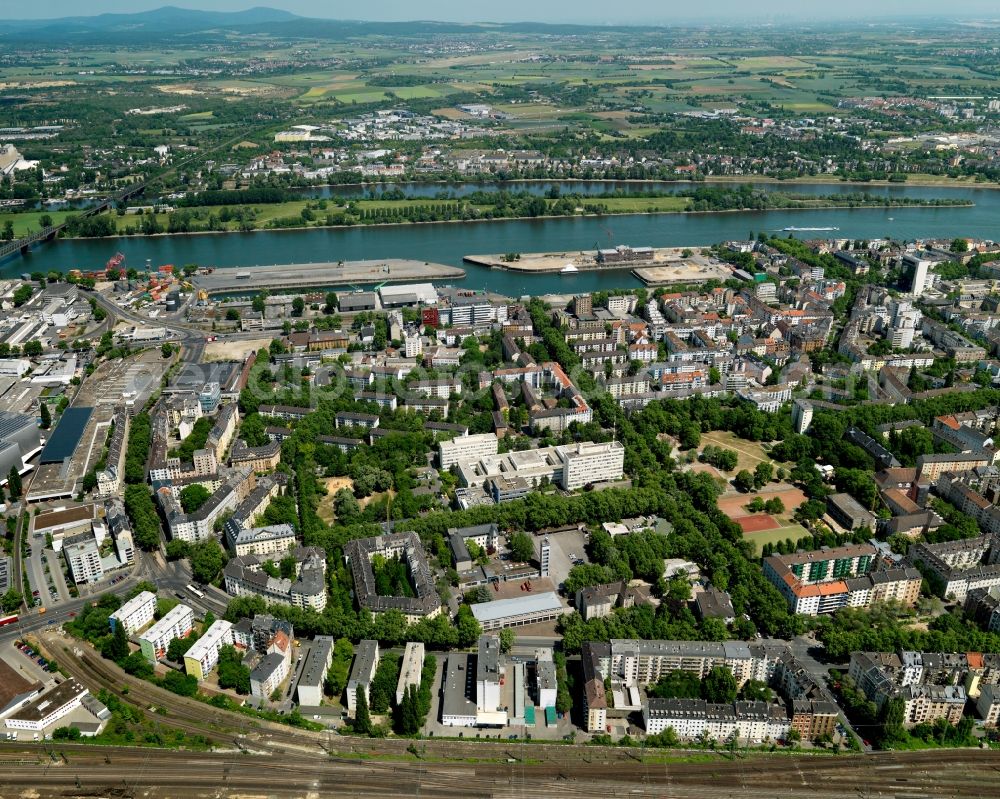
xmin=532 ymin=528 xmax=589 ymax=589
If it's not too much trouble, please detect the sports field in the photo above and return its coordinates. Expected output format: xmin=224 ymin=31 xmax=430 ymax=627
xmin=736 ymin=514 xmax=780 ymax=533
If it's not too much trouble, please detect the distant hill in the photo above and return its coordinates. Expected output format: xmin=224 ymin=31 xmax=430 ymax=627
xmin=3 ymin=6 xmax=301 ymax=38
xmin=1 ymin=6 xmax=652 ymax=43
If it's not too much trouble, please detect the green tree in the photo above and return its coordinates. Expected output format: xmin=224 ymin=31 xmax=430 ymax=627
xmin=508 ymin=531 xmax=535 ymax=563
xmin=292 ymin=296 xmax=305 ymax=316
xmin=733 ymin=470 xmax=755 ymax=493
xmin=679 ymin=422 xmax=701 ymax=450
xmin=165 ymin=539 xmax=190 ymax=560
xmin=161 ymin=342 xmax=174 ymax=358
xmin=354 ymin=687 xmax=372 ymax=735
xmin=753 ymin=462 xmax=773 ymax=488
xmin=6 ymin=467 xmax=22 ymax=500
xmin=167 ymin=633 xmax=196 ymax=662
xmin=878 ymin=696 xmax=907 ymax=747
xmin=499 ymin=628 xmax=515 ymax=654
xmin=162 ymin=670 xmax=198 ymax=697
xmin=217 ymin=645 xmax=251 ymax=694
xmin=397 ymin=684 xmax=421 ymax=735
xmin=189 ymin=540 xmax=226 ymax=584
xmin=239 ymin=413 xmax=268 ymax=447
xmin=455 ymin=604 xmax=482 ymax=648
xmin=106 ymin=618 xmax=129 ymax=662
xmin=738 ymin=680 xmax=772 ymax=702
xmin=951 ymin=238 xmax=969 ymax=253
xmin=702 ymin=666 xmax=738 ymax=703
xmin=1 ymin=588 xmax=23 ymax=613
xmin=649 ymin=670 xmax=701 ymax=699
xmin=39 ymin=402 xmax=51 ymax=430
xmin=179 ymin=484 xmax=211 ymax=513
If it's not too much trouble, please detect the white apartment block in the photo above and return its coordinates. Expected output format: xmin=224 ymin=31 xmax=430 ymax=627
xmin=139 ymin=604 xmax=194 ymax=662
xmin=109 ymin=591 xmax=157 ymax=635
xmin=561 ymin=441 xmax=625 ymax=490
xmin=439 ymin=433 xmax=498 ymax=469
xmin=226 ymin=523 xmax=296 ymax=558
xmin=457 ymin=440 xmax=625 ymax=491
xmin=403 ymin=331 xmax=423 ymax=358
xmin=608 ymin=639 xmax=767 ymax=688
xmin=395 ymin=641 xmax=426 ymax=705
xmin=63 ymin=536 xmax=103 ymax=584
xmin=184 ymin=620 xmax=234 ymax=681
xmin=643 ymin=698 xmax=789 ymax=744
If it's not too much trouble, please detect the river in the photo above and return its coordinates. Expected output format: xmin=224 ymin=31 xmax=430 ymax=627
xmin=7 ymin=181 xmax=996 ymax=296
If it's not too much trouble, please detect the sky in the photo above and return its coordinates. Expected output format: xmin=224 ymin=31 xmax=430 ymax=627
xmin=13 ymin=0 xmax=1000 ymax=22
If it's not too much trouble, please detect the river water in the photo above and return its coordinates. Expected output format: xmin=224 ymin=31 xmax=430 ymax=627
xmin=8 ymin=181 xmax=998 ymax=296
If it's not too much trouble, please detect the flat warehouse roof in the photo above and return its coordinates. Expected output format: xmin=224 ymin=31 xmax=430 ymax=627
xmin=470 ymin=591 xmax=564 ymax=623
xmin=39 ymin=406 xmax=93 ymax=464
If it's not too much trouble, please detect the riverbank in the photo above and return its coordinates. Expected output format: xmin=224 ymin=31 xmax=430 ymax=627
xmin=10 ymin=197 xmax=973 ymax=243
xmin=8 ymin=188 xmax=994 ymax=298
xmin=190 ymin=259 xmax=465 ymax=295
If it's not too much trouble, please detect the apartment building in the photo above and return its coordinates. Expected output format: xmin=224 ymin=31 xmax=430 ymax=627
xmin=250 ymin=652 xmax=290 ymax=700
xmin=848 ymin=650 xmax=994 ymax=726
xmin=343 ymin=532 xmax=441 ymax=623
xmin=581 ymin=642 xmax=610 ymax=733
xmin=606 ymin=640 xmax=771 ymax=688
xmin=908 ymin=534 xmax=1000 ymax=602
xmin=347 ymin=640 xmax=380 ymax=716
xmin=138 ymin=604 xmax=194 ymax=662
xmin=643 ymin=698 xmax=789 ymax=743
xmin=789 ymin=699 xmax=840 ymax=741
xmin=223 ymin=546 xmax=327 ymax=612
xmin=764 ymin=545 xmax=918 ymax=616
xmin=184 ymin=620 xmax=234 ymax=681
xmin=96 ymin=407 xmax=130 ymax=499
xmin=439 ymin=433 xmax=499 ymax=469
xmin=395 ymin=642 xmax=425 ymax=706
xmin=229 ymin=439 xmax=281 ymax=473
xmin=208 ymin=403 xmax=238 ymax=460
xmin=296 ymin=636 xmax=335 ymax=707
xmin=158 ymin=467 xmax=255 ymax=543
xmin=226 ymin=523 xmax=296 ymax=558
xmin=917 ymin=452 xmax=993 ymax=482
xmin=62 ymin=534 xmax=104 ymax=584
xmin=109 ymin=590 xmax=157 ymax=635
xmin=576 ymin=581 xmax=638 ymax=621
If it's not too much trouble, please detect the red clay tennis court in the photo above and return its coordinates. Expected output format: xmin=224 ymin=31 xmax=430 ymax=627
xmin=736 ymin=514 xmax=780 ymax=533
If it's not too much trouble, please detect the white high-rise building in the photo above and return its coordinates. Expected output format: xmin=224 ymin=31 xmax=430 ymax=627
xmin=792 ymin=399 xmax=813 ymax=435
xmin=403 ymin=330 xmax=423 ymax=358
xmin=904 ymin=255 xmax=932 ymax=296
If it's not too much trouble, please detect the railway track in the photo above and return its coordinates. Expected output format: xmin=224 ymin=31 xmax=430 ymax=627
xmin=1 ymin=743 xmax=999 ymax=799
xmin=35 ymin=634 xmax=1000 ymax=798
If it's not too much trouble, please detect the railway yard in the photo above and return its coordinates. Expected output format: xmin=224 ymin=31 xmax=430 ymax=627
xmin=1 ymin=739 xmax=999 ymax=798
xmin=4 ymin=632 xmax=993 ymax=799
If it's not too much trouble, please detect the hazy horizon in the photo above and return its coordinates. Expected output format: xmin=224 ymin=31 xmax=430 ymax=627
xmin=10 ymin=0 xmax=1000 ymax=23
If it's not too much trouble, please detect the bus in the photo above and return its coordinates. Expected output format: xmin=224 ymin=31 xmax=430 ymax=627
xmin=0 ymin=614 xmax=18 ymax=628
xmin=186 ymin=584 xmax=205 ymax=599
